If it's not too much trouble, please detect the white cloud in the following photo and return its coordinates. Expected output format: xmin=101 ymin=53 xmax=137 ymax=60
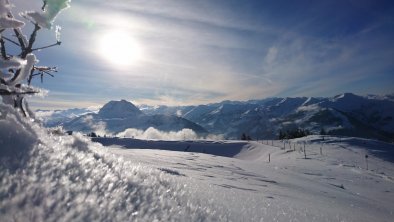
xmin=117 ymin=127 xmax=223 ymax=141
xmin=81 ymin=115 xmax=108 ymax=136
xmin=264 ymin=47 xmax=278 ymax=66
xmin=13 ymin=0 xmax=393 ymax=109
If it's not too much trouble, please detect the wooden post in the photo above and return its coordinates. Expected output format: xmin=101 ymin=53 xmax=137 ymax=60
xmin=320 ymin=146 xmax=323 ymax=155
xmin=268 ymin=153 xmax=271 ymax=163
xmin=365 ymin=154 xmax=369 ymax=170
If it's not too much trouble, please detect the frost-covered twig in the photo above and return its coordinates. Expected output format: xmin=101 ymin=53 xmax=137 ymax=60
xmin=32 ymin=41 xmax=61 ymax=51
xmin=0 ymin=0 xmax=71 ymax=117
xmin=28 ymin=66 xmax=57 ymax=85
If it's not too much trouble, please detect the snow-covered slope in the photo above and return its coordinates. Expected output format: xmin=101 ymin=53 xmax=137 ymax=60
xmin=35 ymin=108 xmax=95 ymax=127
xmin=0 ymin=104 xmax=218 ymax=221
xmin=61 ymin=100 xmax=207 ymax=135
xmin=94 ymin=135 xmax=394 ymax=221
xmin=2 ymin=103 xmax=394 ymax=221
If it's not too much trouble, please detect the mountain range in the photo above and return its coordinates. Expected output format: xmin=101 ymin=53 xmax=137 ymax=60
xmin=36 ymin=93 xmax=394 ymax=141
xmin=53 ymin=99 xmax=207 ymax=135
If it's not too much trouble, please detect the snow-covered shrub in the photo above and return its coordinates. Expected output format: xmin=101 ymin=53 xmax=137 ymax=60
xmin=0 ymin=0 xmax=70 ymax=116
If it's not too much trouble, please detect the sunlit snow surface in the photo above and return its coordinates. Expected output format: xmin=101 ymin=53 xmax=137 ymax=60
xmin=1 ymin=103 xmax=394 ymax=221
xmin=99 ymin=138 xmax=394 ymax=222
xmin=0 ymin=104 xmax=219 ymax=221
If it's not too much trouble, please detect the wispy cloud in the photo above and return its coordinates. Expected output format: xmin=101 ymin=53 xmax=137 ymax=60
xmin=12 ymin=0 xmax=394 ymax=108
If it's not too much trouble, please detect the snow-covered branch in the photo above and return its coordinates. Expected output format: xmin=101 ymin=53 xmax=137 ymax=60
xmin=0 ymin=0 xmax=71 ymax=116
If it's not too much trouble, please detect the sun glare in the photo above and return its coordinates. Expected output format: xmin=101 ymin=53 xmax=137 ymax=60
xmin=98 ymin=31 xmax=142 ymax=66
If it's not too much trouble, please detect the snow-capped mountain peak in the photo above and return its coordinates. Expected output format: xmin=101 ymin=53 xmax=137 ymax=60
xmin=98 ymin=99 xmax=143 ymax=118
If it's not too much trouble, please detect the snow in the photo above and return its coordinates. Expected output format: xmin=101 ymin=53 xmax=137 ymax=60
xmin=0 ymin=103 xmax=219 ymax=221
xmin=25 ymin=0 xmax=71 ymax=29
xmin=103 ymin=136 xmax=394 ymax=221
xmin=9 ymin=53 xmax=36 ymax=86
xmin=2 ymin=102 xmax=394 ymax=221
xmin=49 ymin=93 xmax=394 ymax=141
xmin=35 ymin=107 xmax=95 ymax=127
xmin=62 ymin=100 xmax=208 ymax=135
xmin=0 ymin=0 xmax=24 ymax=29
xmin=98 ymin=100 xmax=143 ymax=118
xmin=0 ymin=56 xmax=25 ymax=69
xmin=55 ymin=25 xmax=61 ymax=42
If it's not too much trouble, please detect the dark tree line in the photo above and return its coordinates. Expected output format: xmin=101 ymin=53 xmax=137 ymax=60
xmin=278 ymin=128 xmax=310 ymax=139
xmin=241 ymin=133 xmax=252 ymax=141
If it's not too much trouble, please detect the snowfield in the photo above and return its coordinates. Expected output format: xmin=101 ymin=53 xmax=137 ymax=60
xmin=1 ymin=103 xmax=394 ymax=221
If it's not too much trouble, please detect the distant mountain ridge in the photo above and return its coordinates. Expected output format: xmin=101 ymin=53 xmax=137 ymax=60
xmin=59 ymin=100 xmax=207 ymax=135
xmin=35 ymin=93 xmax=394 ymax=141
xmin=139 ymin=93 xmax=394 ymax=141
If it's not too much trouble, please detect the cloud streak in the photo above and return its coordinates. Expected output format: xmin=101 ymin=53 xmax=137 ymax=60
xmin=13 ymin=0 xmax=394 ymax=109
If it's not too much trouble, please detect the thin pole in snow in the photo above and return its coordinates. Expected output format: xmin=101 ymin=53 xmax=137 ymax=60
xmin=268 ymin=153 xmax=271 ymax=163
xmin=365 ymin=154 xmax=369 ymax=170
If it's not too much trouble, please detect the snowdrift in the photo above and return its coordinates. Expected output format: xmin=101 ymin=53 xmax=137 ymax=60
xmin=0 ymin=104 xmax=219 ymax=221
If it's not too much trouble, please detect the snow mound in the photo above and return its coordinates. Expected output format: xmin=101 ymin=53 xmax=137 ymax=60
xmin=0 ymin=104 xmax=220 ymax=221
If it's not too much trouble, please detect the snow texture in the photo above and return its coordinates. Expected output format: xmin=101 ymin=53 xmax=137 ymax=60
xmin=0 ymin=56 xmax=25 ymax=69
xmin=2 ymin=101 xmax=394 ymax=221
xmin=55 ymin=25 xmax=61 ymax=42
xmin=0 ymin=0 xmax=24 ymax=29
xmin=99 ymin=136 xmax=394 ymax=222
xmin=9 ymin=53 xmax=36 ymax=86
xmin=0 ymin=103 xmax=220 ymax=221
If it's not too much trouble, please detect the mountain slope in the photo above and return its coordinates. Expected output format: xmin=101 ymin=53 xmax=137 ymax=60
xmin=62 ymin=100 xmax=207 ymax=135
xmin=141 ymin=93 xmax=394 ymax=141
xmin=98 ymin=99 xmax=143 ymax=118
xmin=39 ymin=93 xmax=394 ymax=141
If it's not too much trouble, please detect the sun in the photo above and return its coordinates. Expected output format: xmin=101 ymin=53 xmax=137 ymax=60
xmin=98 ymin=31 xmax=142 ymax=66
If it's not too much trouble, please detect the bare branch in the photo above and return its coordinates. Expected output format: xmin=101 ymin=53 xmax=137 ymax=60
xmin=42 ymin=0 xmax=47 ymax=11
xmin=12 ymin=24 xmax=41 ymax=82
xmin=2 ymin=36 xmax=20 ymax=46
xmin=0 ymin=89 xmax=39 ymax=95
xmin=42 ymin=71 xmax=55 ymax=77
xmin=0 ymin=38 xmax=7 ymax=59
xmin=13 ymin=29 xmax=26 ymax=51
xmin=22 ymin=24 xmax=41 ymax=57
xmin=32 ymin=41 xmax=61 ymax=51
xmin=28 ymin=66 xmax=58 ymax=85
xmin=27 ymin=66 xmax=35 ymax=85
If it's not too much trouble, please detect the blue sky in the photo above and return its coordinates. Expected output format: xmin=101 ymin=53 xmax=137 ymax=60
xmin=10 ymin=0 xmax=394 ymax=109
